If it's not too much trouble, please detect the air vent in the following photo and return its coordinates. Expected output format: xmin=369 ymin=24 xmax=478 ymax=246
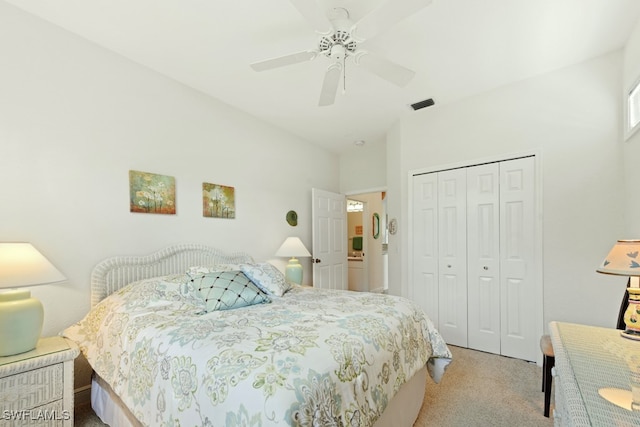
xmin=410 ymin=98 xmax=435 ymax=111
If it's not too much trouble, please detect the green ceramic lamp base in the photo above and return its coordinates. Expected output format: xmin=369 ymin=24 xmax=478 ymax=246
xmin=285 ymin=257 xmax=303 ymax=286
xmin=0 ymin=289 xmax=44 ymax=356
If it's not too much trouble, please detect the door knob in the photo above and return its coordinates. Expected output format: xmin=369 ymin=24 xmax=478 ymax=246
xmin=483 ymin=266 xmax=489 ymax=270
xmin=312 ymin=258 xmax=321 ymax=263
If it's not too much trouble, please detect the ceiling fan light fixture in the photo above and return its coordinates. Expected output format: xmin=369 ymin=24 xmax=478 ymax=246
xmin=330 ymin=45 xmax=347 ymax=60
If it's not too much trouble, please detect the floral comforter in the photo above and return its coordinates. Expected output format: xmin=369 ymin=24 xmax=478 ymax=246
xmin=64 ymin=275 xmax=452 ymax=427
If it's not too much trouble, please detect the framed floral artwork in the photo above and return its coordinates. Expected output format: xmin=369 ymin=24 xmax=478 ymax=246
xmin=129 ymin=170 xmax=176 ymax=214
xmin=203 ymin=182 xmax=235 ymax=218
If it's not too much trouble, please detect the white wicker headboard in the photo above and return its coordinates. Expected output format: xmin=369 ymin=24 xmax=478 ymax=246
xmin=90 ymin=244 xmax=254 ymax=307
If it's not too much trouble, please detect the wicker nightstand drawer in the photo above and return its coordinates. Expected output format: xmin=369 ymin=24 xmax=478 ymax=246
xmin=7 ymin=400 xmax=65 ymax=427
xmin=0 ymin=363 xmax=64 ymax=411
xmin=0 ymin=337 xmax=78 ymax=427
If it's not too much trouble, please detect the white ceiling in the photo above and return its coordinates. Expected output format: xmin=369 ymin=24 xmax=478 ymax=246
xmin=5 ymin=0 xmax=640 ymax=153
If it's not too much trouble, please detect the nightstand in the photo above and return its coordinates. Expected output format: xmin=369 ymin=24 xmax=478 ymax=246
xmin=0 ymin=336 xmax=79 ymax=426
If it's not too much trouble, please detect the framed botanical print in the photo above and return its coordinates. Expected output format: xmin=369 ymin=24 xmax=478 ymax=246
xmin=129 ymin=170 xmax=176 ymax=214
xmin=203 ymin=182 xmax=235 ymax=218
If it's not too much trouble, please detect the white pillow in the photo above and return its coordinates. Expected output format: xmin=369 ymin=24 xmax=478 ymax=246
xmin=187 ymin=264 xmax=244 ymax=275
xmin=240 ymin=262 xmax=292 ymax=297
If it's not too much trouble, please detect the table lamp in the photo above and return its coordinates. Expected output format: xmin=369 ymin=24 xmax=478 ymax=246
xmin=275 ymin=237 xmax=311 ymax=285
xmin=597 ymin=240 xmax=640 ymax=341
xmin=0 ymin=243 xmax=65 ymax=356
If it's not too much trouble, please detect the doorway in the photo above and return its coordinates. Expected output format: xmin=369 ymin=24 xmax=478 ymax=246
xmin=347 ymin=191 xmax=388 ymax=293
xmin=311 ymin=188 xmax=388 ymax=293
xmin=347 ymin=199 xmax=367 ymax=292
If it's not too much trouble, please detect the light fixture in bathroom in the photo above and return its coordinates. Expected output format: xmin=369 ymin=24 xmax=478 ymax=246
xmin=347 ymin=200 xmax=364 ymax=212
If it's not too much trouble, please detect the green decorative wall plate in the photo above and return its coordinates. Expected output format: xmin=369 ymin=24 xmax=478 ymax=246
xmin=286 ymin=210 xmax=298 ymax=226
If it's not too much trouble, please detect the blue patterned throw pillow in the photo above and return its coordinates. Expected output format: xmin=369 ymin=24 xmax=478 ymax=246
xmin=240 ymin=262 xmax=292 ymax=297
xmin=188 ymin=271 xmax=270 ymax=312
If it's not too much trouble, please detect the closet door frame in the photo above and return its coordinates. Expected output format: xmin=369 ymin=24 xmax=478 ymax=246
xmin=407 ymin=150 xmax=543 ymax=364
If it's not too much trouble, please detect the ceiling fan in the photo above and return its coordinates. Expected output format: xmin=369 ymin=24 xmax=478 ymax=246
xmin=250 ymin=0 xmax=434 ymax=106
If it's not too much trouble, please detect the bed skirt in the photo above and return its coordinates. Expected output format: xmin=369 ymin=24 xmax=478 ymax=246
xmin=91 ymin=365 xmax=429 ymax=427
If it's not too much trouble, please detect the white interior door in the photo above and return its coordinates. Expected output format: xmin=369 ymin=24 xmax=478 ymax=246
xmin=411 ymin=173 xmax=439 ymax=323
xmin=467 ymin=163 xmax=501 ymax=354
xmin=500 ymin=157 xmax=536 ymax=361
xmin=312 ymin=188 xmax=347 ymax=290
xmin=437 ymin=169 xmax=467 ymax=347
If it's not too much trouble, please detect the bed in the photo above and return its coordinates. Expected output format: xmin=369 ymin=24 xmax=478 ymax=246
xmin=63 ymin=244 xmax=452 ymax=427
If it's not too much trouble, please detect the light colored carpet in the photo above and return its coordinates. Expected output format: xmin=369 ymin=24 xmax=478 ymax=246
xmin=75 ymin=345 xmax=553 ymax=426
xmin=415 ymin=345 xmax=554 ymax=426
xmin=74 ymin=402 xmax=107 ymax=427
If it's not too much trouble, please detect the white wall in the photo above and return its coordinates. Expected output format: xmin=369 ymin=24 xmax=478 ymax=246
xmin=385 ymin=52 xmax=627 ymax=330
xmin=339 ymin=138 xmax=387 ymax=194
xmin=623 ymin=18 xmax=640 ymax=236
xmin=385 ymin=124 xmax=404 ymax=297
xmin=0 ymin=2 xmax=339 ymax=337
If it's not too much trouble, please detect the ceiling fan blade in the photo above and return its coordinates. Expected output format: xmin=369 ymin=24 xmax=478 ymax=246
xmin=289 ymin=0 xmax=332 ymax=33
xmin=355 ymin=52 xmax=415 ymax=87
xmin=318 ymin=63 xmax=342 ymax=107
xmin=250 ymin=50 xmax=317 ymax=72
xmin=351 ymin=0 xmax=433 ymax=41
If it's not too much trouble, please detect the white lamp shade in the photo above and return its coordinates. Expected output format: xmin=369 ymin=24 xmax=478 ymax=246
xmin=597 ymin=240 xmax=640 ymax=277
xmin=0 ymin=242 xmax=66 ymax=288
xmin=275 ymin=237 xmax=311 ymax=258
xmin=0 ymin=243 xmax=66 ymax=288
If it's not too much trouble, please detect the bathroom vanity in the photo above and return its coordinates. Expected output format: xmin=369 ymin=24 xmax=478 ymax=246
xmin=348 ymin=256 xmax=366 ymax=292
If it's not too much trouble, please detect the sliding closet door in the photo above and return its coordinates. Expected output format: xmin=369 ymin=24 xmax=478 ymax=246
xmin=411 ymin=173 xmax=439 ymax=324
xmin=437 ymin=169 xmax=467 ymax=347
xmin=499 ymin=157 xmax=536 ymax=360
xmin=466 ymin=163 xmax=501 ymax=354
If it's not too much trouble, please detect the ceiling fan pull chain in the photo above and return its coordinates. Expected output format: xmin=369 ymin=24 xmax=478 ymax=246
xmin=343 ymin=55 xmax=347 ymax=95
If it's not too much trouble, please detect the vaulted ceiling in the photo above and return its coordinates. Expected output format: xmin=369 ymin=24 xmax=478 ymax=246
xmin=5 ymin=0 xmax=640 ymax=153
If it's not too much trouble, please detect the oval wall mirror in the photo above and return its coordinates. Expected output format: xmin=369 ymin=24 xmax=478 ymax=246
xmin=373 ymin=213 xmax=380 ymax=239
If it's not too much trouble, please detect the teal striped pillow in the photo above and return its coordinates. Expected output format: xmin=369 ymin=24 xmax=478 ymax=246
xmin=188 ymin=271 xmax=270 ymax=312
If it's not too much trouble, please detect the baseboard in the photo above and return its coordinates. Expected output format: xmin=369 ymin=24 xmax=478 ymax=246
xmin=75 ymin=384 xmax=92 ymax=407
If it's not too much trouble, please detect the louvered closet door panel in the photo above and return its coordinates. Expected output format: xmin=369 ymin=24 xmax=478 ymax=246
xmin=437 ymin=169 xmax=467 ymax=347
xmin=500 ymin=157 xmax=536 ymax=361
xmin=467 ymin=163 xmax=501 ymax=354
xmin=412 ymin=173 xmax=439 ymax=324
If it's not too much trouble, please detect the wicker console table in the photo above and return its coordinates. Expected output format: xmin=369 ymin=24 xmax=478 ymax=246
xmin=549 ymin=321 xmax=640 ymax=426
